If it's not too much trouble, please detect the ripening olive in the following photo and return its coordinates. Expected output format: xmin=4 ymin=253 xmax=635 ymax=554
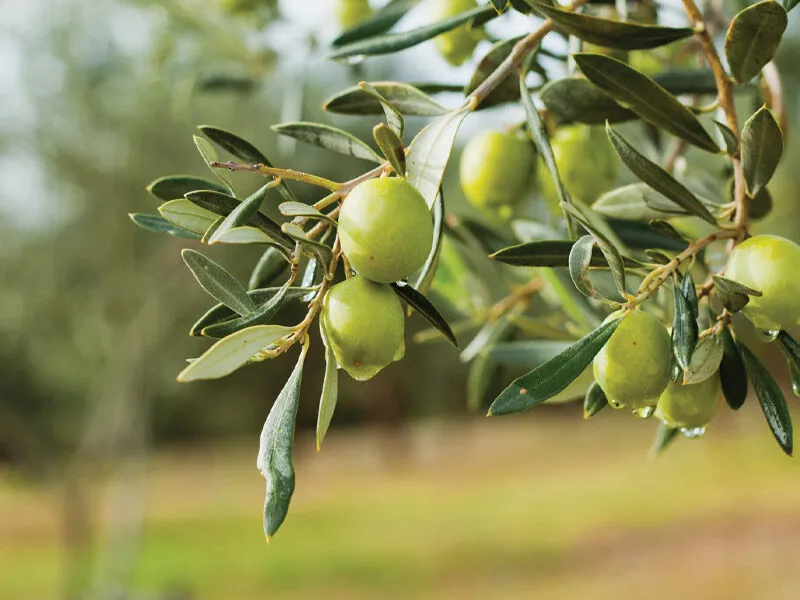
xmin=538 ymin=125 xmax=619 ymax=210
xmin=655 ymin=375 xmax=721 ymax=429
xmin=430 ymin=0 xmax=482 ymax=66
xmin=334 ymin=0 xmax=373 ymax=29
xmin=459 ymin=131 xmax=535 ymax=210
xmin=322 ymin=276 xmax=405 ymax=381
xmin=726 ymin=234 xmax=800 ymax=331
xmin=338 ymin=177 xmax=433 ymax=283
xmin=593 ymin=310 xmax=672 ymax=410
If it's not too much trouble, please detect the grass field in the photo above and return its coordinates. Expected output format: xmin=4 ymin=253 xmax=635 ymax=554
xmin=2 ymin=402 xmax=799 ymax=600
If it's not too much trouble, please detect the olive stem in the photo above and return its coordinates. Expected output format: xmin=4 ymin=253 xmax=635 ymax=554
xmin=488 ymin=277 xmax=544 ymax=322
xmin=210 ymin=161 xmax=341 ymax=191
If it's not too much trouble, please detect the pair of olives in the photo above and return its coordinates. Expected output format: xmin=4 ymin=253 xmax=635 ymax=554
xmin=323 ymin=178 xmax=433 ymax=381
xmin=593 ymin=310 xmax=721 ymax=429
xmin=460 ymin=125 xmax=619 ymax=214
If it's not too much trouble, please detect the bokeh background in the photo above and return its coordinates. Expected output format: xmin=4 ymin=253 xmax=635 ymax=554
xmin=2 ymin=0 xmax=800 ymax=598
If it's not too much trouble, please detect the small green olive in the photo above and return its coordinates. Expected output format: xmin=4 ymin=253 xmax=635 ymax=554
xmin=538 ymin=125 xmax=618 ymax=210
xmin=460 ymin=131 xmax=535 ymax=210
xmin=726 ymin=234 xmax=800 ymax=331
xmin=338 ymin=177 xmax=433 ymax=284
xmin=655 ymin=375 xmax=721 ymax=429
xmin=593 ymin=310 xmax=672 ymax=410
xmin=430 ymin=0 xmax=482 ymax=66
xmin=322 ymin=276 xmax=405 ymax=381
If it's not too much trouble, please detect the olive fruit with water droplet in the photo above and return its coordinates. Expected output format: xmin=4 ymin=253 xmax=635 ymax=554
xmin=655 ymin=374 xmax=721 ymax=429
xmin=322 ymin=276 xmax=405 ymax=381
xmin=460 ymin=131 xmax=535 ymax=210
xmin=593 ymin=310 xmax=672 ymax=410
xmin=338 ymin=177 xmax=433 ymax=283
xmin=726 ymin=234 xmax=800 ymax=331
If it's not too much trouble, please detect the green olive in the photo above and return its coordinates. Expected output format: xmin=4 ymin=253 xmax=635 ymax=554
xmin=593 ymin=310 xmax=672 ymax=410
xmin=338 ymin=177 xmax=433 ymax=283
xmin=460 ymin=131 xmax=535 ymax=210
xmin=322 ymin=276 xmax=405 ymax=381
xmin=655 ymin=375 xmax=721 ymax=429
xmin=334 ymin=0 xmax=373 ymax=29
xmin=430 ymin=0 xmax=482 ymax=66
xmin=726 ymin=234 xmax=800 ymax=331
xmin=538 ymin=125 xmax=618 ymax=211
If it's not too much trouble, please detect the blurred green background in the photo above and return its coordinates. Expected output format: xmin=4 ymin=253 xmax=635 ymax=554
xmin=2 ymin=0 xmax=800 ymax=598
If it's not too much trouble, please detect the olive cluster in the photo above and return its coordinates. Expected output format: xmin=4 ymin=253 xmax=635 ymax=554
xmin=323 ymin=178 xmax=433 ymax=381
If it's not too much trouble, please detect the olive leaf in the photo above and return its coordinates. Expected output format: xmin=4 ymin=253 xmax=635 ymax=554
xmin=741 ymin=106 xmax=783 ymax=197
xmin=373 ymin=123 xmax=407 ymax=175
xmin=146 ymin=174 xmax=229 ymax=201
xmin=198 ymin=125 xmax=299 ymax=204
xmin=540 ymin=77 xmax=635 ymax=125
xmin=329 ymin=4 xmax=496 ymax=59
xmin=569 ymin=234 xmax=599 ymax=298
xmin=584 ymin=380 xmax=608 ymax=419
xmin=594 ymin=184 xmax=687 ymax=222
xmin=725 ymin=1 xmax=788 ymax=84
xmin=158 ymin=199 xmax=221 ymax=236
xmin=322 ymin=81 xmax=447 ymax=116
xmin=672 ymin=281 xmax=698 ymax=371
xmin=316 ymin=319 xmax=339 ymax=451
xmin=714 ymin=121 xmax=739 ymax=156
xmin=683 ymin=335 xmax=724 ymax=385
xmin=466 ymin=317 xmax=514 ymax=412
xmin=193 ymin=135 xmax=235 ymax=192
xmin=526 ymin=1 xmax=694 ymax=50
xmin=271 ymin=122 xmax=383 ymax=163
xmin=719 ymin=327 xmax=748 ymax=410
xmin=651 ymin=422 xmax=679 ymax=455
xmin=249 ymin=248 xmax=290 ymax=291
xmin=681 ymin=271 xmax=699 ymax=320
xmin=712 ymin=274 xmax=761 ymax=313
xmin=182 ymin=249 xmax=256 ymax=317
xmin=606 ymin=124 xmax=717 ymax=224
xmin=331 ymin=0 xmax=418 ymax=47
xmin=200 ymin=282 xmax=295 ymax=338
xmin=488 ymin=340 xmax=573 ymax=367
xmin=128 ymin=213 xmax=203 ymax=240
xmin=358 ymin=82 xmax=404 ymax=137
xmin=412 ymin=189 xmax=445 ymax=294
xmin=777 ymin=331 xmax=800 ymax=398
xmin=178 ymin=324 xmax=294 ymax=382
xmin=257 ymin=344 xmax=308 ymax=540
xmin=739 ymin=342 xmax=793 ymax=456
xmin=574 ymin=54 xmax=718 ymax=153
xmin=391 ymin=282 xmax=457 ymax=347
xmin=208 ymin=185 xmax=270 ymax=245
xmin=465 ymin=36 xmax=525 ymax=109
xmin=406 ymin=108 xmax=468 ymax=209
xmin=488 ymin=317 xmax=621 ymax=416
xmin=490 ymin=239 xmax=638 ymax=268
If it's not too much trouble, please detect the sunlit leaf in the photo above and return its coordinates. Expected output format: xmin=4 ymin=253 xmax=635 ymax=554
xmin=146 ymin=175 xmax=228 ymax=201
xmin=182 ymin=249 xmax=256 ymax=317
xmin=272 ymin=121 xmax=383 ymax=163
xmin=323 ymin=81 xmax=447 ymax=116
xmin=128 ymin=213 xmax=202 ymax=239
xmin=373 ymin=122 xmax=407 ymax=175
xmin=540 ymin=77 xmax=634 ymax=125
xmin=569 ymin=234 xmax=598 ymax=298
xmin=465 ymin=36 xmax=525 ymax=109
xmin=316 ymin=319 xmax=339 ymax=450
xmin=713 ymin=274 xmax=761 ymax=313
xmin=201 ymin=281 xmax=293 ymax=338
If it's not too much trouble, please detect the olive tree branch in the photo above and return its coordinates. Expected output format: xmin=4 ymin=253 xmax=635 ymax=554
xmin=210 ymin=161 xmax=341 ymax=191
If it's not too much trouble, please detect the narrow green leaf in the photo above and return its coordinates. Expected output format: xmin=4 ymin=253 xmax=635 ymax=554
xmin=185 ymin=190 xmax=294 ymax=249
xmin=332 ymin=0 xmax=418 ymax=47
xmin=713 ymin=274 xmax=761 ymax=313
xmin=257 ymin=344 xmax=308 ymax=540
xmin=328 ymin=4 xmax=496 ymax=60
xmin=215 ymin=227 xmax=278 ymax=245
xmin=178 ymin=325 xmax=294 ymax=382
xmin=488 ymin=340 xmax=572 ymax=367
xmin=561 ymin=202 xmax=627 ymax=297
xmin=464 ymin=36 xmax=525 ymax=109
xmin=373 ymin=123 xmax=407 ymax=176
xmin=322 ymin=81 xmax=447 ymax=117
xmin=412 ymin=189 xmax=445 ymax=294
xmin=739 ymin=342 xmax=793 ymax=455
xmin=278 ymin=201 xmax=335 ymax=224
xmin=527 ymin=1 xmax=694 ymax=50
xmin=201 ymin=282 xmax=293 ymax=338
xmin=316 ymin=319 xmax=339 ymax=451
xmin=128 ymin=213 xmax=202 ymax=239
xmin=490 ymin=239 xmax=638 ymax=268
xmin=182 ymin=249 xmax=256 ymax=317
xmin=198 ymin=125 xmax=299 ymax=204
xmin=574 ymin=54 xmax=719 ymax=153
xmin=359 ymin=82 xmax=404 ymax=137
xmin=681 ymin=272 xmax=698 ymax=320
xmin=467 ymin=318 xmax=513 ymax=412
xmin=193 ymin=135 xmax=234 ymax=192
xmin=593 ymin=184 xmax=684 ymax=221
xmin=271 ymin=121 xmax=383 ymax=163
xmin=158 ymin=200 xmax=219 ymax=235
xmin=569 ymin=234 xmax=598 ymax=298
xmin=488 ymin=317 xmax=621 ymax=416
xmin=713 ymin=121 xmax=739 ymax=156
xmin=609 ymin=219 xmax=687 ymax=252
xmin=281 ymin=223 xmax=333 ymax=266
xmin=540 ymin=77 xmax=635 ymax=125
xmin=777 ymin=331 xmax=800 ymax=398
xmin=683 ymin=335 xmax=724 ymax=384
xmin=190 ymin=287 xmax=309 ymax=337
xmin=725 ymin=1 xmax=787 ymax=84
xmin=651 ymin=422 xmax=679 ymax=455
xmin=391 ymin=282 xmax=457 ymax=348
xmin=741 ymin=106 xmax=783 ymax=197
xmin=672 ymin=282 xmax=698 ymax=371
xmin=249 ymin=248 xmax=290 ymax=290
xmin=208 ymin=187 xmax=266 ymax=245
xmin=584 ymin=380 xmax=608 ymax=418
xmin=606 ymin=124 xmax=717 ymax=224
xmin=146 ymin=175 xmax=228 ymax=201
xmin=719 ymin=327 xmax=748 ymax=410
xmin=406 ymin=108 xmax=468 ymax=209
